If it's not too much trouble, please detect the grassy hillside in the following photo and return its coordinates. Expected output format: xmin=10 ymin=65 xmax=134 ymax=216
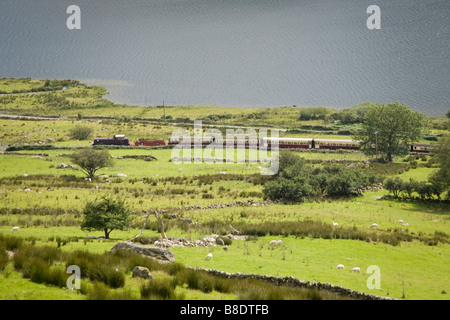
xmin=0 ymin=78 xmax=448 ymax=300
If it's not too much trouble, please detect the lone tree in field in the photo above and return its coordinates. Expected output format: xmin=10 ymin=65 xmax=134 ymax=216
xmin=70 ymin=149 xmax=112 ymax=180
xmin=81 ymin=196 xmax=132 ymax=239
xmin=355 ymin=102 xmax=426 ymax=162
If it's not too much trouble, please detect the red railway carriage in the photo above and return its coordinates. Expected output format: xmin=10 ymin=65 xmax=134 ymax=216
xmin=134 ymin=139 xmax=166 ymax=147
xmin=93 ymin=134 xmax=130 ymax=146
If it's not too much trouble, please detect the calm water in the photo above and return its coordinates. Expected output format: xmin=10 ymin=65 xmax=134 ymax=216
xmin=0 ymin=0 xmax=448 ymax=116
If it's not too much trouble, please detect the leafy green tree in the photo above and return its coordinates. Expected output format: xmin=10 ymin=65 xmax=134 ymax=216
xmin=81 ymin=196 xmax=132 ymax=239
xmin=70 ymin=149 xmax=113 ymax=180
xmin=355 ymin=102 xmax=426 ymax=162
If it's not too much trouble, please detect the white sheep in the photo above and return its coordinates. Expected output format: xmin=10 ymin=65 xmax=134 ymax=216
xmin=332 ymin=221 xmax=338 ymax=226
xmin=398 ymin=219 xmax=404 ymax=224
xmin=371 ymin=223 xmax=378 ymax=228
xmin=11 ymin=227 xmax=19 ymax=232
xmin=205 ymin=253 xmax=213 ymax=261
xmin=269 ymin=240 xmax=282 ymax=246
xmin=403 ymin=223 xmax=409 ymax=226
xmin=350 ymin=267 xmax=360 ymax=273
xmin=336 ymin=264 xmax=345 ymax=269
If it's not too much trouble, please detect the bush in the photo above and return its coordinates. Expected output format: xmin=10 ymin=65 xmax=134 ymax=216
xmin=69 ymin=125 xmax=94 ymax=140
xmin=0 ymin=248 xmax=9 ymax=273
xmin=263 ymin=152 xmax=378 ymax=201
xmin=65 ymin=250 xmax=125 ymax=288
xmin=86 ymin=282 xmax=136 ymax=300
xmin=140 ymin=279 xmax=178 ymax=300
xmin=174 ymin=269 xmax=214 ymax=293
xmin=298 ymin=107 xmax=332 ymax=120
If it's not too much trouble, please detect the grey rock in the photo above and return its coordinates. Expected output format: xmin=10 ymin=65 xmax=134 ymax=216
xmin=110 ymin=241 xmax=175 ymax=263
xmin=132 ymin=266 xmax=153 ymax=279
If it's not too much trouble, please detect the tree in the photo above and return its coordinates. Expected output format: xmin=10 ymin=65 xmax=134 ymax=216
xmin=355 ymin=102 xmax=426 ymax=162
xmin=81 ymin=196 xmax=132 ymax=239
xmin=70 ymin=149 xmax=113 ymax=179
xmin=428 ymin=134 xmax=450 ymax=197
xmin=69 ymin=125 xmax=93 ymax=140
xmin=130 ymin=209 xmax=168 ymax=242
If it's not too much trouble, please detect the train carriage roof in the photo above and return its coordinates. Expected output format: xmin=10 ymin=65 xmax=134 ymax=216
xmin=262 ymin=137 xmax=312 ymax=141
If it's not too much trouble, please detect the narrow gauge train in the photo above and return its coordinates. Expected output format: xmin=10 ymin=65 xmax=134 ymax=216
xmin=94 ymin=135 xmax=432 ymax=153
xmin=166 ymin=136 xmax=432 ymax=153
xmin=92 ymin=134 xmax=131 ymax=146
xmin=167 ymin=136 xmax=361 ymax=150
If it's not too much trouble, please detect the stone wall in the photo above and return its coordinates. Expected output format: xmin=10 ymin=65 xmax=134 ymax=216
xmin=187 ymin=267 xmax=395 ymax=300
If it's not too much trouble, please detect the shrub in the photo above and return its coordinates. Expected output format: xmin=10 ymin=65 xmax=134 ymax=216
xmin=65 ymin=250 xmax=125 ymax=288
xmin=298 ymin=107 xmax=332 ymax=120
xmin=0 ymin=248 xmax=9 ymax=273
xmin=86 ymin=282 xmax=136 ymax=300
xmin=69 ymin=125 xmax=94 ymax=140
xmin=263 ymin=152 xmax=377 ymax=201
xmin=0 ymin=234 xmax=24 ymax=251
xmin=140 ymin=279 xmax=177 ymax=300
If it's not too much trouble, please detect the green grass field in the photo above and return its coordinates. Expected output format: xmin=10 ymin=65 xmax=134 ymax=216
xmin=0 ymin=78 xmax=448 ymax=300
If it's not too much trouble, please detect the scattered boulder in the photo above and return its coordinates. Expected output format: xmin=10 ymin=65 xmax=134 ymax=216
xmin=180 ymin=217 xmax=193 ymax=224
xmin=229 ymin=225 xmax=240 ymax=235
xmin=56 ymin=163 xmax=68 ymax=169
xmin=110 ymin=241 xmax=175 ymax=263
xmin=216 ymin=237 xmax=225 ymax=246
xmin=132 ymin=266 xmax=153 ymax=279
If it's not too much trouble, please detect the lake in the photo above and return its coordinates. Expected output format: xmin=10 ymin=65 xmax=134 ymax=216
xmin=0 ymin=0 xmax=448 ymax=116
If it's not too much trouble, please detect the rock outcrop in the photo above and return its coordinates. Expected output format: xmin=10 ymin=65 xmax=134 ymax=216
xmin=110 ymin=241 xmax=175 ymax=263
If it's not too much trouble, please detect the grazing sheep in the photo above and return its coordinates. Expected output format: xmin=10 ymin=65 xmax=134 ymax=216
xmin=11 ymin=226 xmax=19 ymax=232
xmin=205 ymin=253 xmax=213 ymax=261
xmin=351 ymin=267 xmax=361 ymax=273
xmin=269 ymin=240 xmax=283 ymax=246
xmin=336 ymin=264 xmax=345 ymax=269
xmin=398 ymin=220 xmax=404 ymax=224
xmin=403 ymin=223 xmax=409 ymax=226
xmin=371 ymin=223 xmax=378 ymax=228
